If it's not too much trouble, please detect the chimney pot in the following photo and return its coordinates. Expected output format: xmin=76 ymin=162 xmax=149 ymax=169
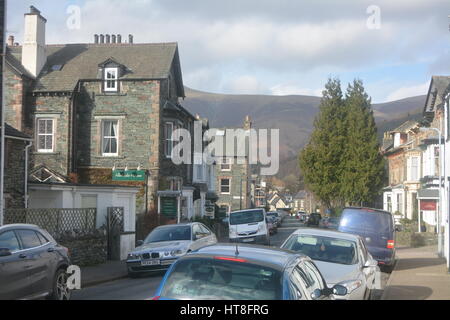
xmin=94 ymin=34 xmax=99 ymax=44
xmin=30 ymin=6 xmax=41 ymax=14
xmin=7 ymin=36 xmax=14 ymax=46
xmin=105 ymin=34 xmax=110 ymax=44
xmin=112 ymin=35 xmax=116 ymax=43
xmin=117 ymin=34 xmax=122 ymax=43
xmin=129 ymin=34 xmax=134 ymax=44
xmin=100 ymin=34 xmax=105 ymax=44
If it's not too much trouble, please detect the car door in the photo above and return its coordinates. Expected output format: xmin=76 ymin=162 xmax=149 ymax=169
xmin=199 ymin=224 xmax=217 ymax=245
xmin=190 ymin=224 xmax=203 ymax=251
xmin=0 ymin=230 xmax=32 ymax=300
xmin=15 ymin=229 xmax=51 ymax=298
xmin=359 ymin=239 xmax=376 ymax=291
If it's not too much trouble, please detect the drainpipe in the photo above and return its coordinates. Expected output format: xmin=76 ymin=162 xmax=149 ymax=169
xmin=24 ymin=141 xmax=32 ymax=208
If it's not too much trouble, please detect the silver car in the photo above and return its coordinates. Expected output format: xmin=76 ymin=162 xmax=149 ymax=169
xmin=281 ymin=228 xmax=380 ymax=300
xmin=126 ymin=223 xmax=217 ymax=276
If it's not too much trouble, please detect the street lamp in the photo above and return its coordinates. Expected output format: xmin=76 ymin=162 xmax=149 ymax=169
xmin=420 ymin=127 xmax=444 ymax=258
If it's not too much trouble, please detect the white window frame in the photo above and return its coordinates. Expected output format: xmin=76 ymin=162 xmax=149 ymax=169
xmin=101 ymin=120 xmax=119 ymax=157
xmin=220 ymin=178 xmax=231 ymax=194
xmin=220 ymin=157 xmax=232 ymax=171
xmin=36 ymin=118 xmax=55 ymax=153
xmin=104 ymin=67 xmax=118 ymax=92
xmin=165 ymin=122 xmax=174 ymax=158
xmin=408 ymin=156 xmax=420 ymax=181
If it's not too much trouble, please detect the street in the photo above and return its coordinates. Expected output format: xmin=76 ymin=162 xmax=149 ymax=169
xmin=72 ymin=216 xmax=390 ymax=300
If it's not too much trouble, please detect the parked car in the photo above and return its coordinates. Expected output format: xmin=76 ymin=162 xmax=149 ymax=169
xmin=307 ymin=213 xmax=322 ymax=227
xmin=320 ymin=217 xmax=340 ymax=229
xmin=126 ymin=223 xmax=217 ymax=277
xmin=338 ymin=207 xmax=396 ymax=272
xmin=281 ymin=228 xmax=380 ymax=300
xmin=228 ymin=208 xmax=270 ymax=245
xmin=266 ymin=216 xmax=278 ymax=235
xmin=0 ymin=224 xmax=71 ymax=300
xmin=319 ymin=217 xmax=328 ymax=228
xmin=152 ymin=244 xmax=349 ymax=300
xmin=298 ymin=213 xmax=309 ymax=223
xmin=267 ymin=211 xmax=281 ymax=227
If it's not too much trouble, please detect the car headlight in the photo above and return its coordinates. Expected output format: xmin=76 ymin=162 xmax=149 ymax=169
xmin=229 ymin=229 xmax=237 ymax=236
xmin=338 ymin=280 xmax=363 ymax=294
xmin=170 ymin=249 xmax=187 ymax=257
xmin=127 ymin=253 xmax=140 ymax=260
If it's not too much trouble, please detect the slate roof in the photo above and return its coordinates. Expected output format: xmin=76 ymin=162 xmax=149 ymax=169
xmin=424 ymin=76 xmax=450 ymax=114
xmin=3 ymin=123 xmax=32 ymax=140
xmin=390 ymin=120 xmax=419 ymax=134
xmin=8 ymin=42 xmax=184 ymax=96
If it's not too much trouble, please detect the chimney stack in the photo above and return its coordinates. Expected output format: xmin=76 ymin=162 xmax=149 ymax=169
xmin=105 ymin=34 xmax=110 ymax=44
xmin=22 ymin=6 xmax=47 ymax=78
xmin=100 ymin=34 xmax=105 ymax=44
xmin=94 ymin=34 xmax=99 ymax=44
xmin=111 ymin=35 xmax=116 ymax=43
xmin=117 ymin=34 xmax=122 ymax=43
xmin=129 ymin=34 xmax=134 ymax=44
xmin=7 ymin=36 xmax=14 ymax=46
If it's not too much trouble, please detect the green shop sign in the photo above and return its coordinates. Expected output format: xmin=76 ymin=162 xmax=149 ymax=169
xmin=112 ymin=169 xmax=146 ymax=181
xmin=160 ymin=197 xmax=177 ymax=218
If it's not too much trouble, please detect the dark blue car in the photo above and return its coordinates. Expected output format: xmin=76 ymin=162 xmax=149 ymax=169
xmin=338 ymin=207 xmax=396 ymax=271
xmin=152 ymin=244 xmax=348 ymax=300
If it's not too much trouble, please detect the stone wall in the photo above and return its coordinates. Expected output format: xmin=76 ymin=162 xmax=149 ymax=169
xmin=57 ymin=232 xmax=107 ymax=267
xmin=4 ymin=138 xmax=27 ymax=208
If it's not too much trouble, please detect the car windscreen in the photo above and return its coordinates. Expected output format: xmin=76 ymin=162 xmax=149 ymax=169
xmin=229 ymin=210 xmax=264 ymax=225
xmin=340 ymin=209 xmax=392 ymax=234
xmin=144 ymin=226 xmax=191 ymax=243
xmin=160 ymin=258 xmax=282 ymax=300
xmin=283 ymin=235 xmax=358 ymax=265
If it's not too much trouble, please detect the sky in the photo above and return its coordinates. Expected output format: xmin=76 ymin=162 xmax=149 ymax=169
xmin=6 ymin=0 xmax=450 ymax=103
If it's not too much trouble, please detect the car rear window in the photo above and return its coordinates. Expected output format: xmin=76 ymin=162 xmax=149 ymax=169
xmin=161 ymin=258 xmax=282 ymax=300
xmin=230 ymin=210 xmax=264 ymax=225
xmin=340 ymin=209 xmax=392 ymax=233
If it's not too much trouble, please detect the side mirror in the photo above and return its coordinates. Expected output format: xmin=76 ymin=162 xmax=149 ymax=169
xmin=363 ymin=258 xmax=378 ymax=268
xmin=0 ymin=248 xmax=12 ymax=257
xmin=332 ymin=284 xmax=348 ymax=296
xmin=136 ymin=240 xmax=144 ymax=247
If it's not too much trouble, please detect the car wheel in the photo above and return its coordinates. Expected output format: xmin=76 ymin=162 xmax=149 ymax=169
xmin=47 ymin=268 xmax=71 ymax=300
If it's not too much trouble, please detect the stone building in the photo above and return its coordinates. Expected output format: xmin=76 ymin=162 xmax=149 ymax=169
xmin=214 ymin=116 xmax=253 ymax=214
xmin=4 ymin=6 xmax=197 ymax=222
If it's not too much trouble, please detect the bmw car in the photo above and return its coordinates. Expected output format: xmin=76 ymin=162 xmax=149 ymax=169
xmin=126 ymin=223 xmax=217 ymax=276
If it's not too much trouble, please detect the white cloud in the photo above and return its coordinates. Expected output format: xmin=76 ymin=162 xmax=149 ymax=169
xmin=224 ymin=75 xmax=268 ymax=95
xmin=270 ymin=84 xmax=322 ymax=97
xmin=385 ymin=81 xmax=430 ymax=102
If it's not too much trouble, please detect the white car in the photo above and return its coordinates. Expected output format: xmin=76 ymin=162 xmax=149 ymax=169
xmin=281 ymin=228 xmax=380 ymax=300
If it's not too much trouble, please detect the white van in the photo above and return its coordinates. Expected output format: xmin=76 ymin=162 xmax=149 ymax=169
xmin=228 ymin=208 xmax=270 ymax=245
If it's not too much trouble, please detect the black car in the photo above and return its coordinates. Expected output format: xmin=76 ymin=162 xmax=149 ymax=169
xmin=306 ymin=213 xmax=322 ymax=227
xmin=0 ymin=224 xmax=71 ymax=300
xmin=338 ymin=207 xmax=396 ymax=271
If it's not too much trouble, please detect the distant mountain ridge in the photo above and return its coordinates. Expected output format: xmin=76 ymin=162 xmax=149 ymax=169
xmin=182 ymin=87 xmax=426 ymax=179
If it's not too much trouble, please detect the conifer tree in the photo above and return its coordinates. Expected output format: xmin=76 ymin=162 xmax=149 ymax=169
xmin=299 ymin=78 xmax=347 ymax=208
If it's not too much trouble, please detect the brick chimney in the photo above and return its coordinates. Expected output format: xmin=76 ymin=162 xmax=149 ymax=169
xmin=129 ymin=34 xmax=134 ymax=44
xmin=244 ymin=115 xmax=252 ymax=130
xmin=22 ymin=6 xmax=47 ymax=78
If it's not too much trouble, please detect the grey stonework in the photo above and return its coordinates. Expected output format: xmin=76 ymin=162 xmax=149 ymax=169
xmin=3 ymin=138 xmax=27 ymax=208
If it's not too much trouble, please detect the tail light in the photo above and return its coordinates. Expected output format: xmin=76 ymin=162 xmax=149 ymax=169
xmin=214 ymin=256 xmax=248 ymax=263
xmin=387 ymin=240 xmax=395 ymax=249
xmin=151 ymin=296 xmax=160 ymax=300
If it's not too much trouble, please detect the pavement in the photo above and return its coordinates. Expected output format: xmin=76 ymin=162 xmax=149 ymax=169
xmin=81 ymin=260 xmax=129 ymax=288
xmin=382 ymin=245 xmax=450 ymax=300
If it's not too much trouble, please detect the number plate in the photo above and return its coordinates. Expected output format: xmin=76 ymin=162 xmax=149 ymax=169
xmin=141 ymin=260 xmax=160 ymax=266
xmin=242 ymin=238 xmax=254 ymax=243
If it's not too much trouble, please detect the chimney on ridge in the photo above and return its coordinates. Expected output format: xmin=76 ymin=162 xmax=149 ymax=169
xmin=22 ymin=6 xmax=47 ymax=78
xmin=7 ymin=36 xmax=14 ymax=46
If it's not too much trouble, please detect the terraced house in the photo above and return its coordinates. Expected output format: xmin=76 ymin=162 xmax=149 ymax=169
xmin=4 ymin=6 xmax=198 ymax=228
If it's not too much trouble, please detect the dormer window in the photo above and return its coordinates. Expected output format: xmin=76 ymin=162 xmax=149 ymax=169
xmin=104 ymin=67 xmax=118 ymax=92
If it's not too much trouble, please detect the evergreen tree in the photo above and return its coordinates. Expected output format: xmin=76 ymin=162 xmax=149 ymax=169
xmin=340 ymin=79 xmax=385 ymax=206
xmin=299 ymin=78 xmax=347 ymax=208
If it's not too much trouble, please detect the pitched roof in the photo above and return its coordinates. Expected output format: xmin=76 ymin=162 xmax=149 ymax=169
xmin=390 ymin=120 xmax=419 ymax=134
xmin=3 ymin=123 xmax=32 ymax=140
xmin=5 ymin=49 xmax=35 ymax=79
xmin=424 ymin=76 xmax=450 ymax=114
xmin=8 ymin=42 xmax=184 ymax=96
